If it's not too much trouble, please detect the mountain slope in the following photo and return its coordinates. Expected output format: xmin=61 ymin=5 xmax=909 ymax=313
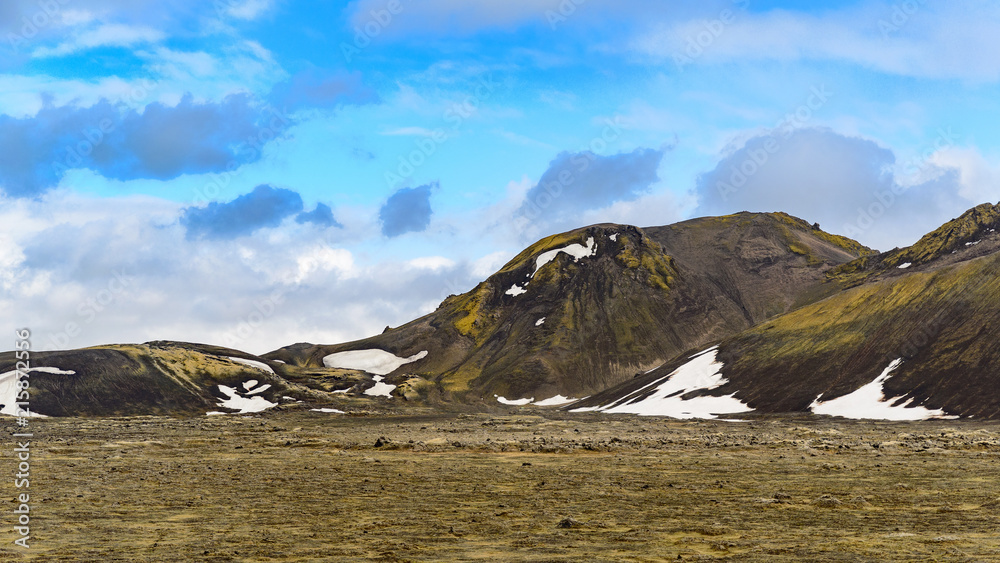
xmin=575 ymin=202 xmax=1000 ymax=419
xmin=267 ymin=213 xmax=873 ymax=401
xmin=0 ymin=341 xmax=362 ymax=417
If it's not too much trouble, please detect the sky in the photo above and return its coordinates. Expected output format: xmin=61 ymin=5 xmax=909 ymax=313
xmin=3 ymin=0 xmax=1000 ymax=353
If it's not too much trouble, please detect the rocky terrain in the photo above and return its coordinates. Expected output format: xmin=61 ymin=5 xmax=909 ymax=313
xmin=2 ymin=409 xmax=999 ymax=561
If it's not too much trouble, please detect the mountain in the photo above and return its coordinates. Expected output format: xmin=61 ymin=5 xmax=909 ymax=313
xmin=574 ymin=203 xmax=1000 ymax=420
xmin=0 ymin=341 xmax=375 ymax=417
xmin=266 ymin=212 xmax=873 ymax=403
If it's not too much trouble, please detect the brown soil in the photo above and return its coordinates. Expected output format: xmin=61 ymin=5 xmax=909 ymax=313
xmin=2 ymin=410 xmax=1000 ymax=561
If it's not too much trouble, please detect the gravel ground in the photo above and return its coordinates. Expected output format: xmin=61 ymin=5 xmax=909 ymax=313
xmin=2 ymin=409 xmax=999 ymax=561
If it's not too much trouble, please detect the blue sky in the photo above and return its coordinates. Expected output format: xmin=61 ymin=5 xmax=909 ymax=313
xmin=3 ymin=0 xmax=1000 ymax=353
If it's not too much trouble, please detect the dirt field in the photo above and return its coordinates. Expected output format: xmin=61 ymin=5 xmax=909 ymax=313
xmin=2 ymin=409 xmax=1000 ymax=562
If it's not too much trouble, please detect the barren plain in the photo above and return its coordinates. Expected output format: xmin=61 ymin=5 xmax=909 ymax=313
xmin=2 ymin=408 xmax=1000 ymax=562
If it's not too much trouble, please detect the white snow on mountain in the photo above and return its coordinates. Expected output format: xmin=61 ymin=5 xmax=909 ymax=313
xmin=533 ymin=237 xmax=596 ymax=276
xmin=364 ymin=375 xmax=396 ymax=398
xmin=496 ymin=396 xmax=533 ymax=406
xmin=810 ymin=359 xmax=956 ymax=421
xmin=570 ymin=347 xmax=753 ymax=419
xmin=506 ymin=284 xmax=527 ymax=296
xmin=215 ymin=382 xmax=277 ymax=414
xmin=322 ymin=349 xmax=428 ymax=375
xmin=228 ymin=357 xmax=275 ymax=374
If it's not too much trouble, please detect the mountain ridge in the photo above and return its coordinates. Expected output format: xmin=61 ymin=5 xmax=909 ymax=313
xmin=265 ymin=211 xmax=873 ymax=402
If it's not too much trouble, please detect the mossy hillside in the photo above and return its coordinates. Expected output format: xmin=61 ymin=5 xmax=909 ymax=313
xmin=615 ymin=234 xmax=677 ymax=291
xmin=0 ymin=342 xmax=291 ymax=416
xmin=770 ymin=211 xmax=877 ymax=258
xmin=271 ymin=214 xmax=871 ymax=403
xmin=899 ymin=203 xmax=1000 ymax=265
xmin=717 ymin=250 xmax=1000 ymax=417
xmin=435 ymin=226 xmax=688 ymax=396
xmin=494 ymin=229 xmax=587 ymax=276
xmin=828 ymin=202 xmax=1000 ymax=288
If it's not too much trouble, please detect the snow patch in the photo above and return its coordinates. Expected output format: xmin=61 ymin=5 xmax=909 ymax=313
xmin=506 ymin=284 xmax=527 ymax=297
xmin=897 ymin=262 xmax=911 ymax=269
xmin=229 ymin=357 xmax=275 ymax=374
xmin=610 ymin=233 xmax=618 ymax=242
xmin=244 ymin=383 xmax=271 ymax=396
xmin=570 ymin=347 xmax=753 ymax=419
xmin=311 ymin=408 xmax=345 ymax=414
xmin=322 ymin=349 xmax=428 ymax=375
xmin=27 ymin=367 xmax=76 ymax=375
xmin=966 ymin=240 xmax=981 ymax=246
xmin=273 ymin=360 xmax=286 ymax=364
xmin=809 ymin=359 xmax=956 ymax=421
xmin=215 ymin=382 xmax=278 ymax=414
xmin=0 ymin=369 xmax=58 ymax=417
xmin=535 ymin=317 xmax=546 ymax=326
xmin=533 ymin=237 xmax=596 ymax=276
xmin=533 ymin=395 xmax=582 ymax=406
xmin=364 ymin=375 xmax=396 ymax=398
xmin=496 ymin=396 xmax=534 ymax=406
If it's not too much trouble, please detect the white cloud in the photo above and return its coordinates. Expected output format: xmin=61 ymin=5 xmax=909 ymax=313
xmin=929 ymin=147 xmax=1000 ymax=204
xmin=225 ymin=0 xmax=274 ymax=20
xmin=630 ymin=1 xmax=1000 ymax=81
xmin=0 ymin=191 xmax=495 ymax=355
xmin=32 ymin=23 xmax=165 ymax=57
xmin=694 ymin=127 xmax=980 ymax=250
xmin=471 ymin=251 xmax=514 ymax=278
xmin=408 ymin=256 xmax=456 ymax=271
xmin=144 ymin=47 xmax=218 ymax=78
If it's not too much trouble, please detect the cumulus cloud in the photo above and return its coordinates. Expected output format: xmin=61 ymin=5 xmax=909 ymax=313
xmin=516 ymin=147 xmax=665 ymax=233
xmin=181 ymin=184 xmax=304 ymax=240
xmin=379 ymin=183 xmax=435 ymax=238
xmin=296 ymin=203 xmax=343 ymax=228
xmin=0 ymin=94 xmax=291 ymax=197
xmin=694 ymin=127 xmax=979 ymax=250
